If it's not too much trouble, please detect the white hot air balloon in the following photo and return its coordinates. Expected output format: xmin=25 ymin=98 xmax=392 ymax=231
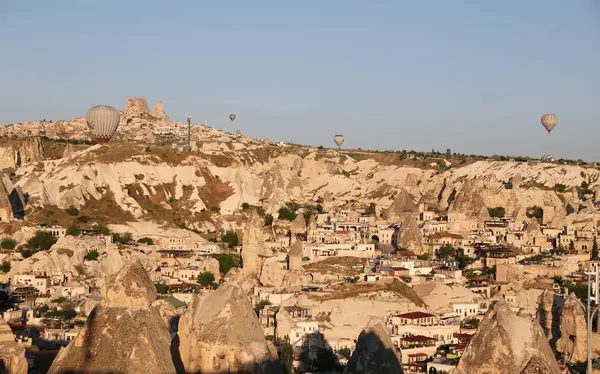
xmin=333 ymin=134 xmax=344 ymax=148
xmin=541 ymin=113 xmax=558 ymax=134
xmin=86 ymin=105 xmax=121 ymax=143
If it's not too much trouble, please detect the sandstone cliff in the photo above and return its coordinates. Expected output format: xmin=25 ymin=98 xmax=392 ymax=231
xmin=48 ymin=259 xmax=176 ymax=374
xmin=178 ymin=284 xmax=282 ymax=373
xmin=556 ymin=293 xmax=587 ymax=363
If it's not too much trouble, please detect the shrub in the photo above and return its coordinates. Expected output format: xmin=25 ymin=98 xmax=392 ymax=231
xmin=66 ymin=207 xmax=79 ymax=216
xmin=221 ymin=230 xmax=239 ymax=248
xmin=487 ymin=206 xmax=505 ymax=218
xmin=210 ymin=253 xmax=241 ymax=275
xmin=254 ymin=299 xmax=271 ymax=316
xmin=66 ymin=224 xmax=81 ymax=237
xmin=0 ymin=261 xmax=10 ymax=273
xmin=113 ymin=232 xmax=133 ymax=245
xmin=155 ymin=283 xmax=169 ymax=294
xmin=554 ymin=184 xmax=567 ymax=193
xmin=264 ymin=214 xmax=274 ymax=226
xmin=526 ymin=206 xmax=543 ymax=220
xmin=0 ymin=238 xmax=17 ymax=250
xmin=19 ymin=248 xmax=36 ymax=258
xmin=92 ymin=223 xmax=110 ymax=235
xmin=241 ymin=202 xmax=250 ymax=210
xmin=278 ymin=202 xmax=299 ymax=221
xmin=27 ymin=231 xmax=57 ymax=250
xmin=83 ymin=250 xmax=100 ymax=261
xmin=78 ymin=215 xmax=91 ymax=224
xmin=197 ymin=271 xmax=216 ymax=288
xmin=137 ymin=237 xmax=154 ymax=245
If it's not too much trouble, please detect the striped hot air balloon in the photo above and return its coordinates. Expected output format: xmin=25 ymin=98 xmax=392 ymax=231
xmin=541 ymin=113 xmax=558 ymax=134
xmin=86 ymin=105 xmax=121 ymax=143
xmin=333 ymin=135 xmax=344 ymax=148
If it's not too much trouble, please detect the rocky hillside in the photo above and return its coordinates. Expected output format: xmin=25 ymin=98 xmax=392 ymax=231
xmin=2 ymin=99 xmax=600 ymax=232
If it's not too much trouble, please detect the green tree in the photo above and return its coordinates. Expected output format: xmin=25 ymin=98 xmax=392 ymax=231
xmin=27 ymin=231 xmax=57 ymax=250
xmin=83 ymin=250 xmax=100 ymax=261
xmin=221 ymin=230 xmax=239 ymax=248
xmin=554 ymin=184 xmax=567 ymax=193
xmin=438 ymin=244 xmax=456 ymax=259
xmin=66 ymin=224 xmax=81 ymax=237
xmin=137 ymin=237 xmax=154 ymax=245
xmin=0 ymin=261 xmax=10 ymax=273
xmin=0 ymin=238 xmax=17 ymax=250
xmin=241 ymin=202 xmax=250 ymax=210
xmin=487 ymin=207 xmax=505 ymax=218
xmin=113 ymin=232 xmax=133 ymax=244
xmin=279 ymin=336 xmax=294 ymax=374
xmin=278 ymin=206 xmax=297 ymax=221
xmin=254 ymin=299 xmax=272 ymax=316
xmin=197 ymin=271 xmax=216 ymax=287
xmin=155 ymin=283 xmax=169 ymax=294
xmin=592 ymin=237 xmax=599 ymax=260
xmin=265 ymin=214 xmax=274 ymax=226
xmin=92 ymin=223 xmax=110 ymax=235
xmin=366 ymin=203 xmax=376 ymax=215
xmin=210 ymin=253 xmax=241 ymax=275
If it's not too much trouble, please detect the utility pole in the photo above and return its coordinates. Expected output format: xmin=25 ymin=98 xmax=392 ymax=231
xmin=586 ymin=265 xmax=599 ymax=374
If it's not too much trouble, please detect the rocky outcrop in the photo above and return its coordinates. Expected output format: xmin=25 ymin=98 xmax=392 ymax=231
xmin=178 ymin=284 xmax=282 ymax=373
xmin=275 ymin=308 xmax=297 ymax=341
xmin=151 ymin=101 xmax=168 ymax=119
xmin=0 ymin=319 xmax=28 ymax=374
xmin=449 ymin=180 xmax=490 ymax=221
xmin=48 ymin=259 xmax=176 ymax=374
xmin=224 ymin=267 xmax=258 ymax=295
xmin=0 ymin=137 xmax=45 ymax=169
xmin=537 ymin=290 xmax=563 ymax=344
xmin=556 ymin=293 xmax=587 ymax=363
xmin=124 ymin=97 xmax=150 ymax=116
xmin=290 ymin=214 xmax=307 ymax=237
xmin=280 ymin=270 xmax=309 ymax=292
xmin=454 ymin=300 xmax=561 ymax=374
xmin=243 ymin=211 xmax=267 ymax=276
xmin=395 ymin=214 xmax=425 ymax=254
xmin=383 ymin=188 xmax=417 ymax=220
xmin=260 ymin=256 xmax=286 ymax=288
xmin=344 ymin=320 xmax=403 ymax=374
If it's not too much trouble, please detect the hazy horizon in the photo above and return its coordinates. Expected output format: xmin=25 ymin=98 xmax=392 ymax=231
xmin=1 ymin=1 xmax=599 ymax=160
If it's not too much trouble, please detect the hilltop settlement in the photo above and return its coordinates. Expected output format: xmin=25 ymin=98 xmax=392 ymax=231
xmin=0 ymin=98 xmax=599 ymax=374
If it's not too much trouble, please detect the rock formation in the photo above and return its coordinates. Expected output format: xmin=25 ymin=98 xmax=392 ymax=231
xmin=224 ymin=267 xmax=258 ymax=295
xmin=124 ymin=97 xmax=150 ymax=115
xmin=48 ymin=259 xmax=176 ymax=374
xmin=0 ymin=319 xmax=28 ymax=374
xmin=275 ymin=307 xmax=296 ymax=341
xmin=151 ymin=101 xmax=167 ymax=118
xmin=449 ymin=180 xmax=491 ymax=221
xmin=178 ymin=284 xmax=282 ymax=374
xmin=344 ymin=320 xmax=403 ymax=374
xmin=454 ymin=300 xmax=561 ymax=374
xmin=395 ymin=214 xmax=425 ymax=254
xmin=556 ymin=293 xmax=587 ymax=363
xmin=243 ymin=211 xmax=266 ymax=276
xmin=0 ymin=180 xmax=13 ymax=222
xmin=287 ymin=241 xmax=303 ymax=271
xmin=383 ymin=188 xmax=417 ymax=220
xmin=290 ymin=214 xmax=307 ymax=238
xmin=0 ymin=137 xmax=45 ymax=169
xmin=537 ymin=289 xmax=563 ymax=344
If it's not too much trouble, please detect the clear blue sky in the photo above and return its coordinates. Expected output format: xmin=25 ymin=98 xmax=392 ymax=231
xmin=1 ymin=1 xmax=599 ymax=160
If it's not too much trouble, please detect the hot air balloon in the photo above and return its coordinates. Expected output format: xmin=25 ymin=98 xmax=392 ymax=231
xmin=541 ymin=113 xmax=558 ymax=134
xmin=333 ymin=135 xmax=344 ymax=148
xmin=229 ymin=113 xmax=236 ymax=122
xmin=86 ymin=105 xmax=120 ymax=143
